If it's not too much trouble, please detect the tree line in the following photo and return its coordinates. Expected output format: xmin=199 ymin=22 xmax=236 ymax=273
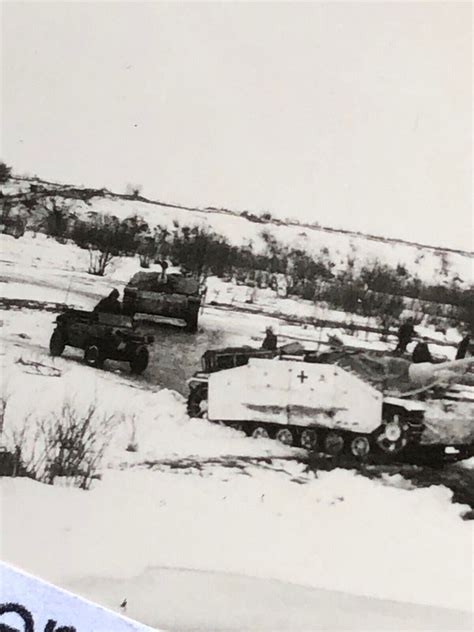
xmin=2 ymin=180 xmax=472 ymax=329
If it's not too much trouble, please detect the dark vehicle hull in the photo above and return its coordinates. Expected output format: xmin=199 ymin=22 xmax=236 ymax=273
xmin=123 ymin=271 xmax=202 ymax=332
xmin=49 ymin=309 xmax=153 ymax=374
xmin=123 ymin=288 xmax=201 ymax=331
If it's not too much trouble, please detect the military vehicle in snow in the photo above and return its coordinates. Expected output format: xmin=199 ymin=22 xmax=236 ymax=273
xmin=49 ymin=309 xmax=153 ymax=374
xmin=187 ymin=346 xmax=473 ymax=464
xmin=122 ymin=270 xmax=202 ymax=332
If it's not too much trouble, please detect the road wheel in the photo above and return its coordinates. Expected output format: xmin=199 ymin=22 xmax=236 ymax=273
xmin=324 ymin=432 xmax=344 ymax=455
xmin=251 ymin=426 xmax=270 ymax=440
xmin=275 ymin=428 xmax=294 ymax=446
xmin=230 ymin=422 xmax=244 ymax=433
xmin=350 ymin=436 xmax=370 ymax=458
xmin=84 ymin=344 xmax=104 ymax=368
xmin=376 ymin=414 xmax=407 ymax=454
xmin=130 ymin=346 xmax=149 ymax=374
xmin=300 ymin=429 xmax=318 ymax=450
xmin=49 ymin=328 xmax=65 ymax=357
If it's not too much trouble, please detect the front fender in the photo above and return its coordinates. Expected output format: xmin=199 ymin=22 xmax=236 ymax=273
xmin=383 ymin=396 xmax=426 ymax=414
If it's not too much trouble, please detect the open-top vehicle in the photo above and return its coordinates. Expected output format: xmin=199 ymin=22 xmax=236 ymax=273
xmin=49 ymin=309 xmax=153 ymax=374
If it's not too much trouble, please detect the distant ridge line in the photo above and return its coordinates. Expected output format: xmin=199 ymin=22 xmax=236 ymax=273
xmin=11 ymin=175 xmax=473 ymax=258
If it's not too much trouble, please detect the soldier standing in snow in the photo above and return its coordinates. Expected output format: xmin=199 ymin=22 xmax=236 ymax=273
xmin=412 ymin=338 xmax=433 ymax=363
xmin=456 ymin=334 xmax=471 ymax=359
xmin=158 ymin=259 xmax=169 ymax=281
xmin=395 ymin=318 xmax=415 ymax=353
xmin=262 ymin=327 xmax=278 ymax=351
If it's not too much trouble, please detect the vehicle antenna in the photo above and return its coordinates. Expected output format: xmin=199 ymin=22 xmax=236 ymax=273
xmin=64 ymin=273 xmax=73 ymax=306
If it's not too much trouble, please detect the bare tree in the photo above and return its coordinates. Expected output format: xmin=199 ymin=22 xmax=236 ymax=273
xmin=41 ymin=197 xmax=76 ymax=242
xmin=4 ymin=401 xmax=116 ymax=490
xmin=71 ymin=212 xmax=125 ymax=275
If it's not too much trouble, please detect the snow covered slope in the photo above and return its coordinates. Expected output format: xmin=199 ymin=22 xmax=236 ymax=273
xmin=4 ymin=176 xmax=473 ymax=284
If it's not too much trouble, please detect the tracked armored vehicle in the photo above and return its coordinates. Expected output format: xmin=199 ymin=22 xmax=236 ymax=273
xmin=187 ymin=347 xmax=473 ymax=463
xmin=188 ymin=347 xmax=425 ymax=458
xmin=122 ymin=271 xmax=201 ymax=332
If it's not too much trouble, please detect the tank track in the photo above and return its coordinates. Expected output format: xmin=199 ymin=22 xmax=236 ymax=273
xmin=187 ymin=387 xmax=471 ymax=466
xmin=206 ymin=420 xmax=472 ymax=466
xmin=212 ymin=418 xmax=425 ymax=457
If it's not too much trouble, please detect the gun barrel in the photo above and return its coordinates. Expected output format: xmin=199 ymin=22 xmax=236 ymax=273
xmin=408 ymin=357 xmax=474 ymax=386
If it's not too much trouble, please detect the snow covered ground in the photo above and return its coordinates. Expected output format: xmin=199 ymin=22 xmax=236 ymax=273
xmin=1 ymin=230 xmax=473 ymax=630
xmin=0 ymin=331 xmax=297 ymax=465
xmin=0 ymin=233 xmax=466 ymax=363
xmin=1 ymin=312 xmax=473 ymax=627
xmin=2 ymin=469 xmax=473 ymax=629
xmin=67 ymin=566 xmax=473 ymax=632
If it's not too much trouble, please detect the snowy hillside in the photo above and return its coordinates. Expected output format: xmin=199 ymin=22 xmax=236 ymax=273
xmin=4 ymin=175 xmax=473 ymax=285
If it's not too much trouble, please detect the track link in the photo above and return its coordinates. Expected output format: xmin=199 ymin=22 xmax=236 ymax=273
xmin=208 ymin=419 xmax=473 ymax=466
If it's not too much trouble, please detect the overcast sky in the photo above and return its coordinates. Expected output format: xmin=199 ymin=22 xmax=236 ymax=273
xmin=2 ymin=1 xmax=472 ymax=250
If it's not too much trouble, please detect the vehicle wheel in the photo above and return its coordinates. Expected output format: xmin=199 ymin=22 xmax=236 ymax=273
xmin=49 ymin=328 xmax=65 ymax=357
xmin=376 ymin=435 xmax=407 ymax=454
xmin=193 ymin=399 xmax=208 ymax=419
xmin=84 ymin=344 xmax=104 ymax=368
xmin=130 ymin=346 xmax=149 ymax=374
xmin=324 ymin=432 xmax=344 ymax=455
xmin=187 ymin=388 xmax=207 ymax=418
xmin=300 ymin=429 xmax=318 ymax=450
xmin=230 ymin=422 xmax=244 ymax=433
xmin=275 ymin=428 xmax=294 ymax=446
xmin=251 ymin=426 xmax=270 ymax=440
xmin=376 ymin=414 xmax=407 ymax=454
xmin=350 ymin=436 xmax=370 ymax=458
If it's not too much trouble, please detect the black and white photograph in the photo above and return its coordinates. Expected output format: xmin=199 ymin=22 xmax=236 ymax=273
xmin=0 ymin=1 xmax=473 ymax=630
